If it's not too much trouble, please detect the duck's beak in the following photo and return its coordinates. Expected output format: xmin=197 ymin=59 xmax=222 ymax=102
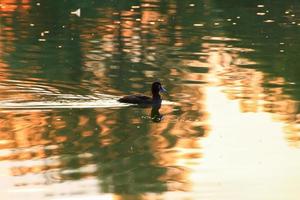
xmin=160 ymin=86 xmax=167 ymax=93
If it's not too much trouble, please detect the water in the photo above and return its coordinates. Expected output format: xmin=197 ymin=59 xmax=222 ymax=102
xmin=0 ymin=1 xmax=300 ymax=199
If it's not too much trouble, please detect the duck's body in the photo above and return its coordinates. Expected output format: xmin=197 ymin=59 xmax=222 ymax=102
xmin=118 ymin=94 xmax=153 ymax=104
xmin=118 ymin=82 xmax=166 ymax=105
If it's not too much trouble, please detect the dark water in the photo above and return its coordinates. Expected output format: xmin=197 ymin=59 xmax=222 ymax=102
xmin=0 ymin=1 xmax=300 ymax=200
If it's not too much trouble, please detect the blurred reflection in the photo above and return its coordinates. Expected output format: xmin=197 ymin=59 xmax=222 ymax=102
xmin=199 ymin=37 xmax=300 ymax=146
xmin=0 ymin=104 xmax=201 ymax=198
xmin=1 ymin=0 xmax=300 ymax=200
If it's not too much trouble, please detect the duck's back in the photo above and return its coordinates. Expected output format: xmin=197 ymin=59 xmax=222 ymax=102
xmin=118 ymin=94 xmax=152 ymax=104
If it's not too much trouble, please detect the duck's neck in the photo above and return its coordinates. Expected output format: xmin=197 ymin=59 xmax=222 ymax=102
xmin=152 ymin=93 xmax=161 ymax=100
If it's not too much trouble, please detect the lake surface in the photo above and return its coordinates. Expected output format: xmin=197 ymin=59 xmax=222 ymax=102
xmin=1 ymin=0 xmax=300 ymax=200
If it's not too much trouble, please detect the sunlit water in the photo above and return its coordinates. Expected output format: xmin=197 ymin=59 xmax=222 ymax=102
xmin=0 ymin=1 xmax=300 ymax=200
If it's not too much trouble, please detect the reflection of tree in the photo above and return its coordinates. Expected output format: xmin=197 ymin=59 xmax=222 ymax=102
xmin=93 ymin=107 xmax=202 ymax=196
xmin=96 ymin=131 xmax=168 ymax=194
xmin=77 ymin=1 xmax=209 ymax=195
xmin=1 ymin=0 xmax=85 ymax=89
xmin=214 ymin=0 xmax=300 ymax=88
xmin=0 ymin=103 xmax=205 ymax=196
xmin=201 ymin=40 xmax=300 ymax=146
xmin=0 ymin=0 xmax=210 ymax=198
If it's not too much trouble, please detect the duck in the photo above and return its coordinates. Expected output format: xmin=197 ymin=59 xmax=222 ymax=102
xmin=118 ymin=82 xmax=167 ymax=105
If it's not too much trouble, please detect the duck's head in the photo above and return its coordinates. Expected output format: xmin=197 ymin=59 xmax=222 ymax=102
xmin=151 ymin=82 xmax=167 ymax=97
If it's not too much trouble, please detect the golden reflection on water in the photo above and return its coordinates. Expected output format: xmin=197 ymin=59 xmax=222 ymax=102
xmin=0 ymin=0 xmax=31 ymax=12
xmin=200 ymin=39 xmax=300 ymax=147
xmin=192 ymin=86 xmax=300 ymax=200
xmin=0 ymin=106 xmax=207 ymax=199
xmin=1 ymin=0 xmax=300 ymax=200
xmin=180 ymin=39 xmax=300 ymax=199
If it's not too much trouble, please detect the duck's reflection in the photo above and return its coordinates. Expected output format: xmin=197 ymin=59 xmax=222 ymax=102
xmin=151 ymin=104 xmax=163 ymax=123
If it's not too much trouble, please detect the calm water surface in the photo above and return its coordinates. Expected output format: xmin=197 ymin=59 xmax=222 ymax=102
xmin=1 ymin=1 xmax=300 ymax=200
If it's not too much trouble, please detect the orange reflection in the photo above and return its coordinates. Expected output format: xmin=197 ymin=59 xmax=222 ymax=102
xmin=0 ymin=0 xmax=300 ymax=200
xmin=189 ymin=85 xmax=300 ymax=200
xmin=0 ymin=0 xmax=30 ymax=12
xmin=199 ymin=38 xmax=300 ymax=147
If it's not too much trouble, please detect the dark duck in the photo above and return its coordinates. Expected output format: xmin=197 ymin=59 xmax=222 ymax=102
xmin=118 ymin=82 xmax=167 ymax=105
